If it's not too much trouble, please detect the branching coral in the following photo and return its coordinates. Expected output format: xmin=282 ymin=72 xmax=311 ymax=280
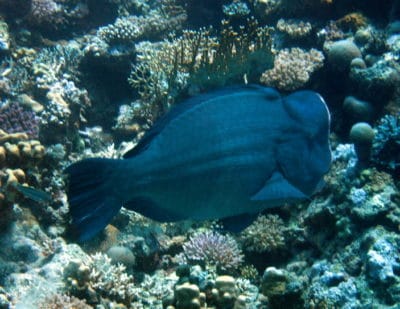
xmin=64 ymin=253 xmax=137 ymax=306
xmin=127 ymin=17 xmax=273 ymax=128
xmin=181 ymin=231 xmax=244 ymax=272
xmin=260 ymin=47 xmax=324 ymax=91
xmin=98 ymin=0 xmax=186 ymax=44
xmin=89 ymin=253 xmax=136 ymax=304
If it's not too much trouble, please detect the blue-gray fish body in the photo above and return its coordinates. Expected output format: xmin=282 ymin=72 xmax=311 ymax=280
xmin=66 ymin=85 xmax=331 ymax=241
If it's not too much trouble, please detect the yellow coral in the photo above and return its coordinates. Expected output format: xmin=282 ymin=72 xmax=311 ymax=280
xmin=336 ymin=13 xmax=368 ymax=31
xmin=0 ymin=129 xmax=29 ymax=144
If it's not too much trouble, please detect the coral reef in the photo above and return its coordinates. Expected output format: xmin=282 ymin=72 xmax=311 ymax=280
xmin=0 ymin=102 xmax=40 ymax=139
xmin=38 ymin=293 xmax=91 ymax=309
xmin=372 ymin=114 xmax=400 ymax=174
xmin=276 ymin=18 xmax=313 ymax=39
xmin=325 ymin=39 xmax=362 ymax=72
xmin=240 ymin=214 xmax=286 ymax=253
xmin=0 ymin=0 xmax=399 ymax=308
xmin=350 ymin=122 xmax=375 ymax=165
xmin=349 ymin=60 xmax=400 ymax=104
xmin=127 ymin=17 xmax=273 ymax=130
xmin=28 ymin=0 xmax=63 ymax=26
xmin=260 ymin=47 xmax=324 ymax=91
xmin=180 ymin=231 xmax=244 ymax=273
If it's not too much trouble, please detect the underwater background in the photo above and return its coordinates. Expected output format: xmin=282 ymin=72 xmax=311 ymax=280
xmin=0 ymin=0 xmax=399 ymax=308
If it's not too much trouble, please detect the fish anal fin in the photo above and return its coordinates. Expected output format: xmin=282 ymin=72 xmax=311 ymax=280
xmin=219 ymin=213 xmax=258 ymax=233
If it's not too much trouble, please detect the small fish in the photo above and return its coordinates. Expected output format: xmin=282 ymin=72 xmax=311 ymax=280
xmin=66 ymin=85 xmax=331 ymax=241
xmin=10 ymin=182 xmax=52 ymax=203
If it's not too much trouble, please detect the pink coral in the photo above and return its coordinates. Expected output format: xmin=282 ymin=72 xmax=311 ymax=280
xmin=182 ymin=231 xmax=243 ymax=271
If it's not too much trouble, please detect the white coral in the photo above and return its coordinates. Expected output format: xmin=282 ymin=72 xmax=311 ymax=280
xmin=260 ymin=48 xmax=324 ymax=91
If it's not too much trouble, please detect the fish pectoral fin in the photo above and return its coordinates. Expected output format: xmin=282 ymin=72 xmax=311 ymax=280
xmin=251 ymin=172 xmax=307 ymax=202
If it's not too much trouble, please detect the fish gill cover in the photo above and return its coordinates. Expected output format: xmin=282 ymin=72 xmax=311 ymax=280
xmin=0 ymin=0 xmax=399 ymax=308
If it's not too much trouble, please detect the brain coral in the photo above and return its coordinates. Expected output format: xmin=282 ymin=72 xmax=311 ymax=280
xmin=325 ymin=39 xmax=362 ymax=71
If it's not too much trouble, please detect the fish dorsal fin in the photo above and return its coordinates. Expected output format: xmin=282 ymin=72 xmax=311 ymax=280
xmin=251 ymin=171 xmax=307 ymax=202
xmin=123 ymin=84 xmax=274 ymax=158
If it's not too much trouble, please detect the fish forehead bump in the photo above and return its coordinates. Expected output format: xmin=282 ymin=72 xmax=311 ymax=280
xmin=283 ymin=90 xmax=330 ymax=135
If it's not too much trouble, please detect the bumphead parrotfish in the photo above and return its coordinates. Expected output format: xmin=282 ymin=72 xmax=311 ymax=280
xmin=66 ymin=85 xmax=331 ymax=241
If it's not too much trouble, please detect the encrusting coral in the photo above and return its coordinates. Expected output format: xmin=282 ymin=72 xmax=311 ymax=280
xmin=240 ymin=214 xmax=286 ymax=253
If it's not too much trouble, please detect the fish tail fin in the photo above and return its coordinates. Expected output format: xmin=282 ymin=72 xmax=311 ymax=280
xmin=65 ymin=158 xmax=123 ymax=241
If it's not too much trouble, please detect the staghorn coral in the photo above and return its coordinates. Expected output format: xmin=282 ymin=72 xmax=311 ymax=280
xmin=260 ymin=47 xmax=324 ymax=91
xmin=181 ymin=231 xmax=244 ymax=272
xmin=240 ymin=214 xmax=286 ymax=253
